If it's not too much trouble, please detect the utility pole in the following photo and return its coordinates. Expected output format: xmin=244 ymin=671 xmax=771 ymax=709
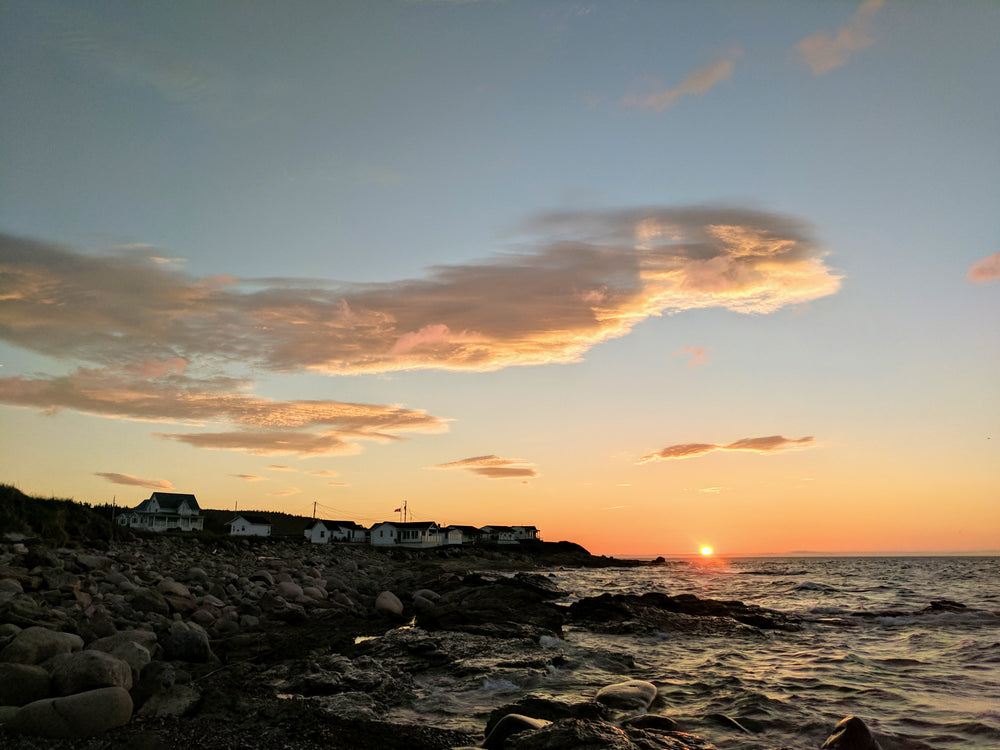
xmin=313 ymin=501 xmax=317 ymax=519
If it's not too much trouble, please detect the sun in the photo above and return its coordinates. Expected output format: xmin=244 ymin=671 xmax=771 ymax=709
xmin=699 ymin=545 xmax=714 ymax=556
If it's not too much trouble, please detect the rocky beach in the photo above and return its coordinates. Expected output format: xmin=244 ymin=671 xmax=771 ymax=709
xmin=0 ymin=504 xmax=890 ymax=750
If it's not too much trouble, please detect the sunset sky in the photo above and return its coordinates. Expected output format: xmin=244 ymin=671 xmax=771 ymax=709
xmin=2 ymin=0 xmax=998 ymax=556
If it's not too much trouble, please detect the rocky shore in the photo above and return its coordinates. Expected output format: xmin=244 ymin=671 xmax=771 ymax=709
xmin=0 ymin=534 xmax=881 ymax=749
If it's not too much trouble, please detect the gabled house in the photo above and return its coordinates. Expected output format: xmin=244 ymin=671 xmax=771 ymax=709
xmin=370 ymin=521 xmax=445 ymax=548
xmin=227 ymin=514 xmax=272 ymax=537
xmin=119 ymin=492 xmax=204 ymax=532
xmin=304 ymin=519 xmax=366 ymax=544
xmin=445 ymin=525 xmax=483 ymax=545
xmin=480 ymin=525 xmax=517 ymax=544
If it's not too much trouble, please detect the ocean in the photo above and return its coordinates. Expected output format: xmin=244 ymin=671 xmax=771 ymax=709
xmin=389 ymin=555 xmax=1000 ymax=749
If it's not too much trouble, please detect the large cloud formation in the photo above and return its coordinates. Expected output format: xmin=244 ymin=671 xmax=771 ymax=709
xmin=967 ymin=252 xmax=1000 ymax=283
xmin=638 ymin=435 xmax=815 ymax=463
xmin=0 ymin=207 xmax=839 ymax=456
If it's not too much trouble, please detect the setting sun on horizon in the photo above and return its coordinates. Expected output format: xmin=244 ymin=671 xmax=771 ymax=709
xmin=1 ymin=2 xmax=998 ymax=557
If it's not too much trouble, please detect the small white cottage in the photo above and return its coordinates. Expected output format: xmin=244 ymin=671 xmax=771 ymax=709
xmin=119 ymin=492 xmax=204 ymax=532
xmin=227 ymin=514 xmax=272 ymax=537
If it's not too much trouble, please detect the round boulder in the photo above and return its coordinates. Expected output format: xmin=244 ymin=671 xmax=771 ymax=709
xmin=822 ymin=716 xmax=883 ymax=750
xmin=0 ymin=663 xmax=51 ymax=706
xmin=375 ymin=590 xmax=404 ymax=617
xmin=595 ymin=679 xmax=659 ymax=710
xmin=0 ymin=626 xmax=83 ymax=665
xmin=50 ymin=649 xmax=133 ymax=695
xmin=7 ymin=687 xmax=133 ymax=739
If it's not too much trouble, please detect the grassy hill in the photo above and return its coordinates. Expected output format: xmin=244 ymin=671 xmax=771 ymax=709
xmin=0 ymin=484 xmax=125 ymax=547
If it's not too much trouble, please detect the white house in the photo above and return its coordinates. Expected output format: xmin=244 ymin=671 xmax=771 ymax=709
xmin=304 ymin=519 xmax=366 ymax=544
xmin=370 ymin=521 xmax=445 ymax=548
xmin=444 ymin=525 xmax=482 ymax=545
xmin=119 ymin=492 xmax=204 ymax=532
xmin=480 ymin=525 xmax=518 ymax=544
xmin=227 ymin=514 xmax=272 ymax=537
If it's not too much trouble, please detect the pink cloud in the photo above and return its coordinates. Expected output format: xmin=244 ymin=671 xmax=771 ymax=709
xmin=429 ymin=454 xmax=539 ymax=480
xmin=638 ymin=435 xmax=815 ymax=463
xmin=967 ymin=252 xmax=1000 ymax=283
xmin=232 ymin=474 xmax=266 ymax=482
xmin=795 ymin=0 xmax=883 ymax=75
xmin=94 ymin=472 xmax=174 ymax=490
xmin=623 ymin=49 xmax=742 ymax=112
xmin=674 ymin=345 xmax=709 ymax=369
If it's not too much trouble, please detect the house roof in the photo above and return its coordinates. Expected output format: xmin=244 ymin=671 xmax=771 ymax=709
xmin=482 ymin=525 xmax=515 ymax=533
xmin=305 ymin=519 xmax=365 ymax=531
xmin=135 ymin=492 xmax=200 ymax=513
xmin=446 ymin=525 xmax=482 ymax=535
xmin=228 ymin=514 xmax=271 ymax=526
xmin=372 ymin=521 xmax=439 ymax=530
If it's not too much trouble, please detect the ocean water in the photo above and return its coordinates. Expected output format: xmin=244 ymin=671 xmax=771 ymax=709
xmin=391 ymin=556 xmax=1000 ymax=749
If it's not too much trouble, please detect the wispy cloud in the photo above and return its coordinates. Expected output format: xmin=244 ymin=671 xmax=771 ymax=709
xmin=95 ymin=472 xmax=174 ymax=490
xmin=270 ymin=487 xmax=301 ymax=497
xmin=429 ymin=455 xmax=538 ymax=480
xmin=674 ymin=345 xmax=709 ymax=369
xmin=306 ymin=469 xmax=339 ymax=477
xmin=638 ymin=435 xmax=815 ymax=464
xmin=232 ymin=474 xmax=266 ymax=482
xmin=967 ymin=252 xmax=1000 ymax=283
xmin=795 ymin=0 xmax=883 ymax=75
xmin=623 ymin=48 xmax=741 ymax=112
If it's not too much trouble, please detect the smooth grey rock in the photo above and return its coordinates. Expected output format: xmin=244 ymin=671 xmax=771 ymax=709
xmin=0 ymin=626 xmax=83 ymax=665
xmin=595 ymin=679 xmax=659 ymax=710
xmin=88 ymin=629 xmax=159 ymax=655
xmin=822 ymin=716 xmax=883 ymax=750
xmin=375 ymin=590 xmax=404 ymax=616
xmin=275 ymin=581 xmax=304 ymax=600
xmin=156 ymin=579 xmax=191 ymax=598
xmin=49 ymin=649 xmax=133 ymax=695
xmin=7 ymin=686 xmax=133 ymax=739
xmin=0 ymin=663 xmax=51 ymax=705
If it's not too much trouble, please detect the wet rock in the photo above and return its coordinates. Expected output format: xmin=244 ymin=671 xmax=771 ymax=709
xmin=484 ymin=713 xmax=552 ymax=750
xmin=485 ymin=696 xmax=611 ymax=736
xmin=0 ymin=663 xmax=51 ymax=705
xmin=822 ymin=716 xmax=883 ymax=750
xmin=621 ymin=714 xmax=680 ymax=733
xmin=416 ymin=579 xmax=564 ymax=638
xmin=569 ymin=592 xmax=799 ymax=634
xmin=595 ymin=679 xmax=659 ymax=710
xmin=7 ymin=686 xmax=133 ymax=739
xmin=0 ymin=625 xmax=83 ymax=664
xmin=49 ymin=649 xmax=133 ymax=695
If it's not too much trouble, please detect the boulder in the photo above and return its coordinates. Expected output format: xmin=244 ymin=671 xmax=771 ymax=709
xmin=595 ymin=679 xmax=659 ymax=710
xmin=7 ymin=686 xmax=133 ymax=739
xmin=822 ymin=716 xmax=883 ymax=750
xmin=161 ymin=621 xmax=215 ymax=663
xmin=131 ymin=587 xmax=170 ymax=617
xmin=484 ymin=713 xmax=552 ymax=750
xmin=0 ymin=663 xmax=51 ymax=705
xmin=485 ymin=697 xmax=610 ymax=737
xmin=0 ymin=625 xmax=83 ymax=664
xmin=276 ymin=581 xmax=304 ymax=601
xmin=156 ymin=579 xmax=191 ymax=598
xmin=49 ymin=649 xmax=133 ymax=695
xmin=375 ymin=590 xmax=404 ymax=617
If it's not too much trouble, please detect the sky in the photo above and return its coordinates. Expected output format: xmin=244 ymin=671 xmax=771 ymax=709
xmin=1 ymin=0 xmax=998 ymax=556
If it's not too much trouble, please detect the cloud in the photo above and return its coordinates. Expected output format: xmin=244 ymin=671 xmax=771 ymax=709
xmin=429 ymin=454 xmax=538 ymax=480
xmin=232 ymin=474 xmax=266 ymax=482
xmin=967 ymin=252 xmax=1000 ymax=283
xmin=271 ymin=488 xmax=301 ymax=497
xmin=0 ymin=363 xmax=446 ymax=457
xmin=0 ymin=210 xmax=838 ymax=456
xmin=327 ymin=482 xmax=349 ymax=487
xmin=638 ymin=435 xmax=815 ymax=463
xmin=674 ymin=345 xmax=709 ymax=369
xmin=94 ymin=472 xmax=174 ymax=490
xmin=306 ymin=469 xmax=339 ymax=477
xmin=795 ymin=0 xmax=883 ymax=75
xmin=623 ymin=49 xmax=741 ymax=112
xmin=267 ymin=465 xmax=297 ymax=472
